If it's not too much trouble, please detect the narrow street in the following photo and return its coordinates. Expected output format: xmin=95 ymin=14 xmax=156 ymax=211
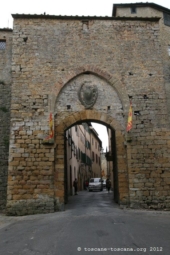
xmin=0 ymin=190 xmax=169 ymax=255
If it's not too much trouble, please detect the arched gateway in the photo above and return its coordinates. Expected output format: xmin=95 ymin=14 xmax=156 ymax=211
xmin=5 ymin=13 xmax=170 ymax=215
xmin=53 ymin=71 xmax=129 ymax=210
xmin=6 ymin=69 xmax=130 ymax=215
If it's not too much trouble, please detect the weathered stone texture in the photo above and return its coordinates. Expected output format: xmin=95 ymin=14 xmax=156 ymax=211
xmin=55 ymin=74 xmax=124 ymax=127
xmin=129 ymin=130 xmax=170 ymax=209
xmin=115 ymin=6 xmax=170 ymax=124
xmin=2 ymin=14 xmax=170 ymax=214
xmin=0 ymin=29 xmax=12 ymax=211
xmin=116 ymin=6 xmax=161 ymax=17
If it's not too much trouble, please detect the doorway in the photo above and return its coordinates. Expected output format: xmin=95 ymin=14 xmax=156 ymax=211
xmin=64 ymin=121 xmax=120 ymax=205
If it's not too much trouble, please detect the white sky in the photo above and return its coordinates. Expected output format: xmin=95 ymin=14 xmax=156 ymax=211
xmin=92 ymin=123 xmax=108 ymax=152
xmin=0 ymin=0 xmax=170 ymax=28
xmin=1 ymin=0 xmax=170 ymax=151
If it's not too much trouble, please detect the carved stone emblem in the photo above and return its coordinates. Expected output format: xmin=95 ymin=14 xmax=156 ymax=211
xmin=78 ymin=83 xmax=98 ymax=108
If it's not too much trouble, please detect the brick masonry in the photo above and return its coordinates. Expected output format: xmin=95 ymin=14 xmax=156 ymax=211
xmin=1 ymin=10 xmax=170 ymax=214
xmin=0 ymin=29 xmax=12 ymax=212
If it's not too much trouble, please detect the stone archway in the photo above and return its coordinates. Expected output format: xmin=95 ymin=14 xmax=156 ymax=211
xmin=50 ymin=65 xmax=129 ymax=117
xmin=54 ymin=110 xmax=129 ymax=210
xmin=53 ymin=71 xmax=130 ymax=210
xmin=6 ymin=69 xmax=130 ymax=215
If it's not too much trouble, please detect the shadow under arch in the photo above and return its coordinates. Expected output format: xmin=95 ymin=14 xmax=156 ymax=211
xmin=54 ymin=109 xmax=129 ymax=211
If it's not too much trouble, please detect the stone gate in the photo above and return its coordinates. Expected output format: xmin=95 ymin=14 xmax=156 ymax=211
xmin=1 ymin=3 xmax=170 ymax=215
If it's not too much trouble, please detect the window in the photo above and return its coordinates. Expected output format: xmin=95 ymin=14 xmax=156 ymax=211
xmin=86 ymin=155 xmax=91 ymax=166
xmin=78 ymin=149 xmax=81 ymax=159
xmin=81 ymin=134 xmax=85 ymax=145
xmin=0 ymin=40 xmax=6 ymax=50
xmin=85 ymin=140 xmax=91 ymax=149
xmin=71 ymin=141 xmax=75 ymax=151
xmin=92 ymin=151 xmax=94 ymax=161
xmin=76 ymin=147 xmax=78 ymax=159
xmin=131 ymin=7 xmax=136 ymax=14
xmin=81 ymin=151 xmax=86 ymax=164
xmin=68 ymin=135 xmax=71 ymax=146
xmin=85 ymin=140 xmax=88 ymax=149
xmin=74 ymin=167 xmax=76 ymax=179
xmin=164 ymin=13 xmax=170 ymax=27
xmin=74 ymin=145 xmax=76 ymax=156
xmin=96 ymin=154 xmax=98 ymax=163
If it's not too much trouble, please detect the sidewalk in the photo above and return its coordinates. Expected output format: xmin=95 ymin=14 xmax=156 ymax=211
xmin=0 ymin=212 xmax=43 ymax=230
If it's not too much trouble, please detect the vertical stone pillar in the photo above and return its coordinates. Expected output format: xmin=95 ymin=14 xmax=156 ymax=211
xmin=115 ymin=131 xmax=129 ymax=206
xmin=54 ymin=125 xmax=65 ymax=211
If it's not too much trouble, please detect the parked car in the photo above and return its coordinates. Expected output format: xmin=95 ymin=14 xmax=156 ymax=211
xmin=88 ymin=178 xmax=103 ymax=192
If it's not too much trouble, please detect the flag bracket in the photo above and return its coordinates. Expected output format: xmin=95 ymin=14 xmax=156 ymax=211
xmin=126 ymin=133 xmax=132 ymax=143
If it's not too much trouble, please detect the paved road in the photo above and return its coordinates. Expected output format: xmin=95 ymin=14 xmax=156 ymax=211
xmin=0 ymin=190 xmax=170 ymax=255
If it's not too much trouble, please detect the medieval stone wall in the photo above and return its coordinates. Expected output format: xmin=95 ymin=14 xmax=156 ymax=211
xmin=0 ymin=29 xmax=12 ymax=211
xmin=129 ymin=129 xmax=170 ymax=209
xmin=115 ymin=6 xmax=170 ymax=125
xmin=5 ymin=16 xmax=170 ymax=215
xmin=116 ymin=6 xmax=161 ymax=17
xmin=114 ymin=7 xmax=170 ymax=209
xmin=160 ymin=16 xmax=170 ymax=124
xmin=128 ymin=93 xmax=170 ymax=209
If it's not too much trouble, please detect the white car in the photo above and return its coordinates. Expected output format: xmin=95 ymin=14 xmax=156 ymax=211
xmin=88 ymin=178 xmax=103 ymax=192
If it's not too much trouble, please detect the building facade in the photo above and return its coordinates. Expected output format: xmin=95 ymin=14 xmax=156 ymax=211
xmin=65 ymin=122 xmax=102 ymax=198
xmin=1 ymin=3 xmax=170 ymax=214
xmin=0 ymin=29 xmax=12 ymax=212
xmin=100 ymin=152 xmax=107 ymax=179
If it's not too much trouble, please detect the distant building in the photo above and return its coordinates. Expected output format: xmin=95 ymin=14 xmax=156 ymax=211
xmin=65 ymin=123 xmax=102 ymax=197
xmin=100 ymin=151 xmax=107 ymax=179
xmin=106 ymin=128 xmax=113 ymax=179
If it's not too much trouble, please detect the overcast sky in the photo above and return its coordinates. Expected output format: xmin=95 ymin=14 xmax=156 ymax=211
xmin=91 ymin=123 xmax=108 ymax=152
xmin=1 ymin=0 xmax=170 ymax=151
xmin=0 ymin=0 xmax=170 ymax=28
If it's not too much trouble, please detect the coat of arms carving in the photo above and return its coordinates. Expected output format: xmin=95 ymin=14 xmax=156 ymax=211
xmin=78 ymin=83 xmax=98 ymax=109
